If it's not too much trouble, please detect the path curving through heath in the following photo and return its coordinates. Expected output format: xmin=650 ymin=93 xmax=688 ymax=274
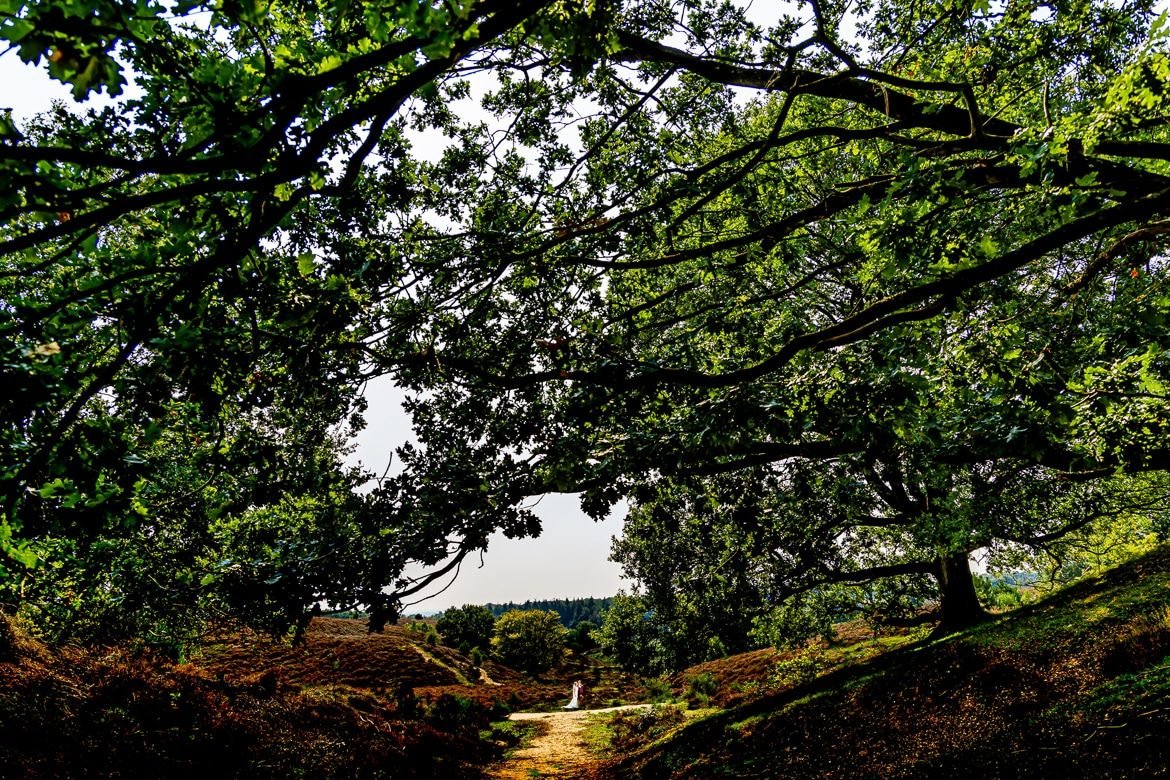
xmin=487 ymin=704 xmax=652 ymax=780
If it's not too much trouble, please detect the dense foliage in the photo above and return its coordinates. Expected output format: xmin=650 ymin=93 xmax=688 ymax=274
xmin=595 ymin=592 xmax=677 ymax=675
xmin=4 ymin=0 xmax=1170 ymax=650
xmin=482 ymin=597 xmax=613 ymax=628
xmin=610 ymin=462 xmax=1170 ymax=651
xmin=436 ymin=604 xmax=496 ymax=652
xmin=491 ymin=609 xmax=568 ymax=675
xmin=0 ymin=0 xmax=606 ymax=644
xmin=384 ymin=0 xmax=1170 ymax=635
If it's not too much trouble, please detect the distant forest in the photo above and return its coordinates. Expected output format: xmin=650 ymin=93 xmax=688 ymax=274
xmin=481 ymin=597 xmax=614 ymax=627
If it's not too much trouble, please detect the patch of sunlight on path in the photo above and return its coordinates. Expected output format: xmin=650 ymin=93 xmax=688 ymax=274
xmin=487 ymin=704 xmax=653 ymax=780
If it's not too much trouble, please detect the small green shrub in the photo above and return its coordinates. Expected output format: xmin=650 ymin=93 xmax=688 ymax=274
xmin=490 ymin=698 xmax=511 ymax=720
xmin=483 ymin=718 xmax=537 ymax=750
xmin=491 ymin=610 xmax=567 ymax=675
xmin=770 ymin=650 xmax=825 ymax=688
xmin=686 ymin=672 xmax=719 ymax=706
xmin=975 ymin=575 xmax=1026 ymax=610
xmin=643 ymin=676 xmax=674 ymax=703
xmin=609 ymin=705 xmax=685 ymax=752
xmin=426 ymin=693 xmax=480 ymax=730
xmin=437 ymin=605 xmax=496 ymax=651
xmin=728 ymin=681 xmax=757 ymax=695
xmin=395 ymin=688 xmax=421 ymax=718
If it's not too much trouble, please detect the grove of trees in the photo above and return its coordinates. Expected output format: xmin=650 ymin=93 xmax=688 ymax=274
xmin=436 ymin=603 xmax=497 ymax=652
xmin=3 ymin=0 xmax=1170 ymax=657
xmin=490 ymin=609 xmax=567 ymax=675
xmin=603 ymin=466 xmax=1170 ymax=671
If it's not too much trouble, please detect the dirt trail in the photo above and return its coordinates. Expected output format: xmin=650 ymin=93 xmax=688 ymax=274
xmin=487 ymin=704 xmax=651 ymax=780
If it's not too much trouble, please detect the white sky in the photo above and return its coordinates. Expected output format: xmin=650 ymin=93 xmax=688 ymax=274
xmin=0 ymin=44 xmax=629 ymax=612
xmin=350 ymin=378 xmax=629 ymax=612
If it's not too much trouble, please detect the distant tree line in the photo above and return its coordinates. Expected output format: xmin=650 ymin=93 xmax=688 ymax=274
xmin=480 ymin=597 xmax=613 ymax=628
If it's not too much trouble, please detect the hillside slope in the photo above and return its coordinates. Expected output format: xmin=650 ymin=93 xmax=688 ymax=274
xmin=606 ymin=548 xmax=1170 ymax=779
xmin=0 ymin=615 xmax=638 ymax=778
xmin=0 ymin=616 xmax=503 ymax=779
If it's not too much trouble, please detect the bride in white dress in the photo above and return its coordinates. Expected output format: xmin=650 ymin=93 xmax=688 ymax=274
xmin=564 ymin=680 xmax=582 ymax=709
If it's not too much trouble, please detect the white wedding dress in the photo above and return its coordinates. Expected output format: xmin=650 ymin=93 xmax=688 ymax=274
xmin=563 ymin=682 xmax=580 ymax=709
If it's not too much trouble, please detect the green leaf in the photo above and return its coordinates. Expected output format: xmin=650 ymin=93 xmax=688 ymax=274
xmin=38 ymin=478 xmax=71 ymax=499
xmin=4 ymin=545 xmax=38 ymax=569
xmin=1151 ymin=10 xmax=1169 ymax=39
xmin=1 ymin=18 xmax=35 ymax=42
xmin=317 ymin=54 xmax=343 ymax=74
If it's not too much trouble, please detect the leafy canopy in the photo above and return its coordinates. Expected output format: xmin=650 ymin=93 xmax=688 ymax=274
xmin=0 ymin=0 xmax=609 ymax=643
xmin=385 ymin=0 xmax=1170 ymax=632
xmin=491 ymin=609 xmax=567 ymax=675
xmin=4 ymin=0 xmax=1170 ymax=648
xmin=436 ymin=604 xmax=496 ymax=651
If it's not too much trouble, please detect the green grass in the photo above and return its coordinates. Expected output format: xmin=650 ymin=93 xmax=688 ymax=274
xmin=609 ymin=546 xmax=1170 ymax=780
xmin=964 ymin=556 xmax=1170 ymax=652
xmin=579 ymin=711 xmax=619 ymax=755
xmin=1083 ymin=657 xmax=1170 ymax=712
xmin=482 ymin=719 xmax=542 ymax=757
xmin=728 ymin=713 xmax=766 ymax=733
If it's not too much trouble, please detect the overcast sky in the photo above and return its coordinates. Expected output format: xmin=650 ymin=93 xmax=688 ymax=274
xmin=349 ymin=378 xmax=629 ymax=612
xmin=1 ymin=42 xmax=630 ymax=612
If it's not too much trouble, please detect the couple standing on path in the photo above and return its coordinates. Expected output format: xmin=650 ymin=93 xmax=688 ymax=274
xmin=564 ymin=679 xmax=585 ymax=710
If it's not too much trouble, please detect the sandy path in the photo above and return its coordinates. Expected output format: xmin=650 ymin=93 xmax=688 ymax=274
xmin=487 ymin=704 xmax=652 ymax=779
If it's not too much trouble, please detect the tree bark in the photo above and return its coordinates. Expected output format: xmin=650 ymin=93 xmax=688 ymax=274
xmin=366 ymin=595 xmax=400 ymax=634
xmin=0 ymin=614 xmax=15 ymax=663
xmin=934 ymin=553 xmax=987 ymax=631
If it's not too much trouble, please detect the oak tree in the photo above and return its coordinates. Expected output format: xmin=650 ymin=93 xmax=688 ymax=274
xmin=5 ymin=0 xmax=1170 ymax=647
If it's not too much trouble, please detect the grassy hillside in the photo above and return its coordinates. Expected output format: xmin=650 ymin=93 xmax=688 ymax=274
xmin=602 ymin=547 xmax=1170 ymax=779
xmin=5 ymin=550 xmax=1167 ymax=779
xmin=0 ymin=615 xmax=640 ymax=779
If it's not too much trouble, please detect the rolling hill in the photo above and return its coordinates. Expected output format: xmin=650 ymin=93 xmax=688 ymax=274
xmin=599 ymin=547 xmax=1170 ymax=779
xmin=3 ymin=549 xmax=1169 ymax=779
xmin=0 ymin=614 xmax=639 ymax=778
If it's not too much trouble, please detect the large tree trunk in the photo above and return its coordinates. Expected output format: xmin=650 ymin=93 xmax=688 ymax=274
xmin=367 ymin=595 xmax=400 ymax=634
xmin=934 ymin=553 xmax=987 ymax=631
xmin=0 ymin=614 xmax=16 ymax=663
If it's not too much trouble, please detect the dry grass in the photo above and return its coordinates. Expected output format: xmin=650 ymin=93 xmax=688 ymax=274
xmin=0 ymin=612 xmax=647 ymax=778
